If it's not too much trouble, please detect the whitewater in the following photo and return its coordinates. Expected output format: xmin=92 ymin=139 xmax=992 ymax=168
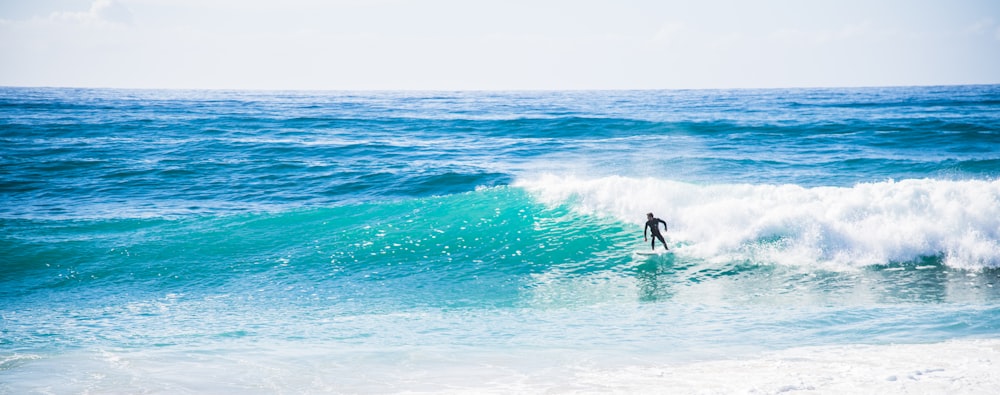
xmin=2 ymin=85 xmax=1000 ymax=393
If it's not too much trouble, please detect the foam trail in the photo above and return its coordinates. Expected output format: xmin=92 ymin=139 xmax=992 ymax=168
xmin=515 ymin=175 xmax=1000 ymax=270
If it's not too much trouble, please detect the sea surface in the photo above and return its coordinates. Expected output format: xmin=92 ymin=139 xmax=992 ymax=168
xmin=2 ymin=85 xmax=1000 ymax=393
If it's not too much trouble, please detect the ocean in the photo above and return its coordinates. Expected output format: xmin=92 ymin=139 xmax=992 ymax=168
xmin=2 ymin=85 xmax=999 ymax=393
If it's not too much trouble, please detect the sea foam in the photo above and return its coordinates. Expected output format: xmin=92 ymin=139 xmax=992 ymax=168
xmin=4 ymin=339 xmax=997 ymax=394
xmin=516 ymin=175 xmax=1000 ymax=270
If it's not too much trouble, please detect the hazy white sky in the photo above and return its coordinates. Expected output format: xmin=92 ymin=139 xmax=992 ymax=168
xmin=1 ymin=0 xmax=998 ymax=90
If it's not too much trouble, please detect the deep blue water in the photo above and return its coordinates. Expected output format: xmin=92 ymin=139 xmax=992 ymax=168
xmin=2 ymin=85 xmax=1000 ymax=392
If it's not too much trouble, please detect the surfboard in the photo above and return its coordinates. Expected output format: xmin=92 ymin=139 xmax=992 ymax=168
xmin=634 ymin=249 xmax=670 ymax=256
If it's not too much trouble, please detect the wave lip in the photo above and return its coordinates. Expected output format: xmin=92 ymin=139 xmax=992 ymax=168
xmin=515 ymin=175 xmax=1000 ymax=270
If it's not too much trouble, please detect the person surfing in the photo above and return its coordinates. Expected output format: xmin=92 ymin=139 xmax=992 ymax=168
xmin=644 ymin=212 xmax=669 ymax=251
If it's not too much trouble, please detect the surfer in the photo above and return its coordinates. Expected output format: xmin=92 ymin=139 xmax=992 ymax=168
xmin=644 ymin=212 xmax=669 ymax=251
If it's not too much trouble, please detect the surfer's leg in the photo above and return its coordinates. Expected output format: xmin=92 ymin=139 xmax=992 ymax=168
xmin=657 ymin=234 xmax=669 ymax=250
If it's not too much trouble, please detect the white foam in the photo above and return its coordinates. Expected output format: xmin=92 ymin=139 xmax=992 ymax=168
xmin=4 ymin=339 xmax=998 ymax=394
xmin=515 ymin=175 xmax=1000 ymax=270
xmin=562 ymin=339 xmax=1000 ymax=395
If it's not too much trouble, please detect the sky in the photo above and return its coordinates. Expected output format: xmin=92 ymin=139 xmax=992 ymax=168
xmin=1 ymin=0 xmax=999 ymax=90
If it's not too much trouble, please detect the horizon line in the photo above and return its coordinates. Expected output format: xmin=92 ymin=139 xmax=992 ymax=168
xmin=2 ymin=82 xmax=999 ymax=94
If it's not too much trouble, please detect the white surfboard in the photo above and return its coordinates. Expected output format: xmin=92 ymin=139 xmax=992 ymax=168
xmin=634 ymin=248 xmax=670 ymax=256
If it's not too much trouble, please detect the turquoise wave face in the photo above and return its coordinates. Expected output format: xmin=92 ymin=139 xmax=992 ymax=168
xmin=1 ymin=188 xmax=632 ymax=309
xmin=6 ymin=185 xmax=999 ymax=311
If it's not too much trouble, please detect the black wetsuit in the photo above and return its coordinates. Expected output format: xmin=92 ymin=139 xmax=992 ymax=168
xmin=644 ymin=218 xmax=669 ymax=250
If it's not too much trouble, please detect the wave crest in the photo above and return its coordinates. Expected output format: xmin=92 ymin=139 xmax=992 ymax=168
xmin=515 ymin=175 xmax=1000 ymax=270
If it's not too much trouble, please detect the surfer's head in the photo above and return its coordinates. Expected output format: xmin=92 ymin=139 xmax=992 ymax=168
xmin=647 ymin=212 xmax=654 ymax=219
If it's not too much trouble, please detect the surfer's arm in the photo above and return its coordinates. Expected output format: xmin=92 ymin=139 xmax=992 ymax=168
xmin=643 ymin=223 xmax=649 ymax=239
xmin=659 ymin=219 xmax=668 ymax=231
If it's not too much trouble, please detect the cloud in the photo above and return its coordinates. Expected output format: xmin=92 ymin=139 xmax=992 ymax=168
xmin=50 ymin=0 xmax=133 ymax=26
